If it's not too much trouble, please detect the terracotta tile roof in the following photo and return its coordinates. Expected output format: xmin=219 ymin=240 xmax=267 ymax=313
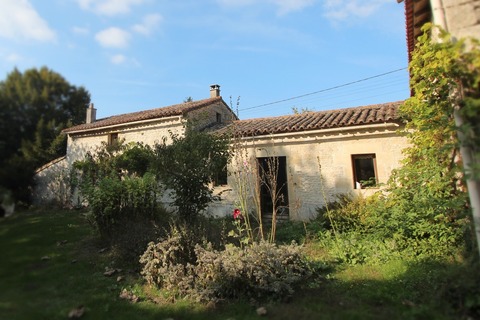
xmin=404 ymin=0 xmax=431 ymax=61
xmin=213 ymin=101 xmax=403 ymax=137
xmin=63 ymin=96 xmax=225 ymax=133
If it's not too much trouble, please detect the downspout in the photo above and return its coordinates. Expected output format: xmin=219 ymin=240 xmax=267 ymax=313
xmin=430 ymin=0 xmax=480 ymax=256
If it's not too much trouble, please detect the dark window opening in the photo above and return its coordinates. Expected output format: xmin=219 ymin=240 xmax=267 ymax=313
xmin=216 ymin=112 xmax=222 ymax=123
xmin=213 ymin=165 xmax=228 ymax=186
xmin=258 ymin=156 xmax=289 ymax=221
xmin=352 ymin=154 xmax=377 ymax=189
xmin=109 ymin=133 xmax=119 ymax=145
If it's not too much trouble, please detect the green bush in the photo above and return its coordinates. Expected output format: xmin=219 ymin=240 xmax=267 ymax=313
xmin=315 ymin=193 xmax=372 ymax=233
xmin=314 ymin=192 xmax=469 ymax=264
xmin=151 ymin=126 xmax=230 ymax=222
xmin=86 ymin=173 xmax=160 ymax=238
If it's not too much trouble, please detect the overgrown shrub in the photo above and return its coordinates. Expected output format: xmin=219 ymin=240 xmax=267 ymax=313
xmin=194 ymin=241 xmax=318 ymax=302
xmin=314 ymin=192 xmax=469 ymax=264
xmin=312 ymin=27 xmax=479 ymax=265
xmin=140 ymin=239 xmax=321 ymax=303
xmin=73 ymin=142 xmax=169 ymax=262
xmin=85 ymin=173 xmax=161 ymax=238
xmin=139 ymin=227 xmax=197 ymax=295
xmin=315 ymin=193 xmax=373 ymax=233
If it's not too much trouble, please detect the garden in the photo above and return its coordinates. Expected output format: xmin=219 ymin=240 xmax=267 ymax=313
xmin=1 ymin=24 xmax=480 ymax=320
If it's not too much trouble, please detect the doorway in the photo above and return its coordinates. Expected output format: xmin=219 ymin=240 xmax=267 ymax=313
xmin=257 ymin=156 xmax=289 ymax=222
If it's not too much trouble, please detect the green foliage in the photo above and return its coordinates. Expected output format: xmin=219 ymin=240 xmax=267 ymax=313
xmin=385 ymin=24 xmax=476 ymax=257
xmin=315 ymin=194 xmax=371 ymax=233
xmin=4 ymin=209 xmax=480 ymax=319
xmin=152 ymin=126 xmax=230 ymax=221
xmin=85 ymin=173 xmax=160 ymax=238
xmin=314 ymin=192 xmax=469 ymax=265
xmin=312 ymin=26 xmax=479 ymax=265
xmin=399 ymin=24 xmax=476 ymax=188
xmin=140 ymin=238 xmax=320 ymax=303
xmin=0 ymin=67 xmax=90 ymax=203
xmin=73 ymin=141 xmax=166 ymax=260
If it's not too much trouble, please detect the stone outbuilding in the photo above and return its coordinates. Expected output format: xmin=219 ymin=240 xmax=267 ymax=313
xmin=33 ymin=85 xmax=409 ymax=220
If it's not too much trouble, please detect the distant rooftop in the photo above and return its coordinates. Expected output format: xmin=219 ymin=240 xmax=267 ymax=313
xmin=63 ymin=96 xmax=227 ymax=133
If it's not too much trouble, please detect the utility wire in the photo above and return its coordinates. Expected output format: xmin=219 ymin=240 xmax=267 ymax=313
xmin=239 ymin=67 xmax=408 ymax=112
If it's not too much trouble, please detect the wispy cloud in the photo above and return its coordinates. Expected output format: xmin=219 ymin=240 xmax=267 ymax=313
xmin=270 ymin=0 xmax=315 ymax=15
xmin=132 ymin=13 xmax=163 ymax=35
xmin=322 ymin=0 xmax=388 ymax=21
xmin=95 ymin=27 xmax=130 ymax=48
xmin=216 ymin=0 xmax=255 ymax=6
xmin=111 ymin=54 xmax=127 ymax=64
xmin=216 ymin=0 xmax=315 ymax=15
xmin=77 ymin=0 xmax=146 ymax=16
xmin=72 ymin=26 xmax=89 ymax=35
xmin=0 ymin=0 xmax=56 ymax=42
xmin=6 ymin=53 xmax=23 ymax=63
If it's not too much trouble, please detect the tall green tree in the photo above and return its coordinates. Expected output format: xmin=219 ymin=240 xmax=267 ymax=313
xmin=152 ymin=125 xmax=230 ymax=222
xmin=0 ymin=67 xmax=90 ymax=202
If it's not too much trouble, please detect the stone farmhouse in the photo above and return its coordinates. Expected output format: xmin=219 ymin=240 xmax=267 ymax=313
xmin=33 ymin=85 xmax=409 ymax=220
xmin=33 ymin=0 xmax=480 ymax=220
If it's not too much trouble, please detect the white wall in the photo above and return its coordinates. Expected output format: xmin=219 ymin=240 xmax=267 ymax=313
xmin=35 ymin=105 xmax=409 ymax=218
xmin=66 ymin=116 xmax=185 ymax=165
xmin=208 ymin=124 xmax=409 ymax=220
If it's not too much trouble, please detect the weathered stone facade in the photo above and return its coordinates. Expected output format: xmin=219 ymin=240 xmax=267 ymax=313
xmin=439 ymin=0 xmax=480 ymax=40
xmin=208 ymin=122 xmax=409 ymax=220
xmin=33 ymin=88 xmax=409 ymax=221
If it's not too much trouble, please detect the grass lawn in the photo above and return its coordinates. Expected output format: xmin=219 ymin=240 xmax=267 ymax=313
xmin=1 ymin=209 xmax=478 ymax=319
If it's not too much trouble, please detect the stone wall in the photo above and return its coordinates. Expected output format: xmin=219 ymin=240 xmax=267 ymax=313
xmin=440 ymin=0 xmax=480 ymax=40
xmin=66 ymin=116 xmax=185 ymax=165
xmin=35 ymin=104 xmax=409 ymax=219
xmin=207 ymin=123 xmax=409 ymax=221
xmin=32 ymin=157 xmax=70 ymax=206
xmin=186 ymin=100 xmax=237 ymax=130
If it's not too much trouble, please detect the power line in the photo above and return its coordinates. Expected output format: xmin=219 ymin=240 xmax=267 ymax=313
xmin=238 ymin=67 xmax=408 ymax=112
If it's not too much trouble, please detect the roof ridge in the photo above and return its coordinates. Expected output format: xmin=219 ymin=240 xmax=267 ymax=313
xmin=235 ymin=100 xmax=404 ymax=123
xmin=63 ymin=96 xmax=225 ymax=133
xmin=215 ymin=100 xmax=404 ymax=137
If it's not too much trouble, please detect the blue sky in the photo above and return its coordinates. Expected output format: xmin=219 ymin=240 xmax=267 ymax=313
xmin=0 ymin=0 xmax=410 ymax=120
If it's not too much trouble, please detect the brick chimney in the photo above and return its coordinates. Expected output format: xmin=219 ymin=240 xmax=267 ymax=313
xmin=86 ymin=103 xmax=96 ymax=124
xmin=210 ymin=84 xmax=220 ymax=98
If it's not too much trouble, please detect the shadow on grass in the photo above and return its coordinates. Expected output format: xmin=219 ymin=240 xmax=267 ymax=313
xmin=2 ymin=210 xmax=480 ymax=320
xmin=0 ymin=210 xmax=262 ymax=320
xmin=264 ymin=257 xmax=480 ymax=320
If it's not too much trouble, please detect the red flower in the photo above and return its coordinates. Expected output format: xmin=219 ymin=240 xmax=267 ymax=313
xmin=233 ymin=208 xmax=242 ymax=220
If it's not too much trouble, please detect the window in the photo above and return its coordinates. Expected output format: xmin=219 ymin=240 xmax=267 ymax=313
xmin=352 ymin=154 xmax=377 ymax=189
xmin=213 ymin=165 xmax=228 ymax=186
xmin=108 ymin=133 xmax=119 ymax=145
xmin=216 ymin=112 xmax=222 ymax=123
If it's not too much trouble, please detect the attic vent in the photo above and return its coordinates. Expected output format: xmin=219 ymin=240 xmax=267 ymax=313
xmin=210 ymin=84 xmax=220 ymax=98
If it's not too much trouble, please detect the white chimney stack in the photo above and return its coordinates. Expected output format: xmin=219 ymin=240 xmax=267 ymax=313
xmin=210 ymin=84 xmax=220 ymax=98
xmin=86 ymin=103 xmax=97 ymax=124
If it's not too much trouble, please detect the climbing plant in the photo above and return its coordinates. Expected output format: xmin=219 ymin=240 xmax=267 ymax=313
xmin=386 ymin=24 xmax=480 ymax=256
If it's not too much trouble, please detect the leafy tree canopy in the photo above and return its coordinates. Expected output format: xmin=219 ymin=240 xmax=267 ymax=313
xmin=152 ymin=125 xmax=230 ymax=222
xmin=0 ymin=66 xmax=90 ymax=202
